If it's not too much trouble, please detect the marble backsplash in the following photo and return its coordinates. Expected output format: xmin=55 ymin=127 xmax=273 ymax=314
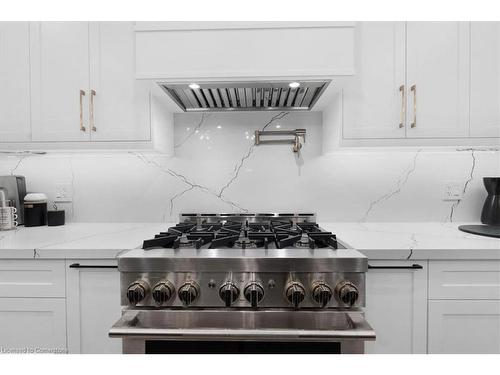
xmin=0 ymin=111 xmax=498 ymax=223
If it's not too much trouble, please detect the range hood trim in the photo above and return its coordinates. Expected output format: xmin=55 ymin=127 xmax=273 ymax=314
xmin=159 ymin=80 xmax=331 ymax=112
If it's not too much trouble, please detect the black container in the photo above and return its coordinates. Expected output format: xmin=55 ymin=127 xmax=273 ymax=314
xmin=24 ymin=194 xmax=48 ymax=227
xmin=48 ymin=210 xmax=65 ymax=226
xmin=481 ymin=177 xmax=500 ymax=226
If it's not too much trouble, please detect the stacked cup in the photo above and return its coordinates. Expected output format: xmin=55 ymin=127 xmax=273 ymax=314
xmin=0 ymin=188 xmax=18 ymax=231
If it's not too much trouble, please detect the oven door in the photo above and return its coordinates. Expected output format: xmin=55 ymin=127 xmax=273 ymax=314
xmin=109 ymin=309 xmax=375 ymax=354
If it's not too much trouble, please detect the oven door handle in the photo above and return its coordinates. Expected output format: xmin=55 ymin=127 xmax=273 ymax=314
xmin=368 ymin=264 xmax=423 ymax=270
xmin=109 ymin=311 xmax=376 ymax=341
xmin=69 ymin=263 xmax=118 ymax=269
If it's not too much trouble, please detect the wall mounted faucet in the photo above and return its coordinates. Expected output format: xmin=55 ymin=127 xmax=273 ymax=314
xmin=254 ymin=129 xmax=306 ymax=153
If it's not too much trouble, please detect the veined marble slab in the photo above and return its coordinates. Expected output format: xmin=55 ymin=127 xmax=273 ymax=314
xmin=0 ymin=222 xmax=498 ymax=260
xmin=323 ymin=222 xmax=500 ymax=260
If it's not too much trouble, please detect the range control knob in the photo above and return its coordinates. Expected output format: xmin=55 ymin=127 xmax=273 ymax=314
xmin=178 ymin=281 xmax=200 ymax=306
xmin=219 ymin=282 xmax=240 ymax=307
xmin=285 ymin=281 xmax=306 ymax=309
xmin=244 ymin=282 xmax=264 ymax=308
xmin=126 ymin=280 xmax=150 ymax=305
xmin=311 ymin=282 xmax=333 ymax=307
xmin=335 ymin=281 xmax=359 ymax=307
xmin=152 ymin=280 xmax=175 ymax=306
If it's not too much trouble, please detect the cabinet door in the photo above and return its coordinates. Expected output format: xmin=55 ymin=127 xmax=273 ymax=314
xmin=0 ymin=298 xmax=67 ymax=352
xmin=428 ymin=300 xmax=500 ymax=353
xmin=30 ymin=22 xmax=91 ymax=142
xmin=0 ymin=22 xmax=31 ymax=142
xmin=470 ymin=22 xmax=500 ymax=138
xmin=364 ymin=260 xmax=428 ymax=353
xmin=66 ymin=260 xmax=122 ymax=354
xmin=89 ymin=22 xmax=150 ymax=141
xmin=406 ymin=22 xmax=470 ymax=138
xmin=343 ymin=22 xmax=406 ymax=139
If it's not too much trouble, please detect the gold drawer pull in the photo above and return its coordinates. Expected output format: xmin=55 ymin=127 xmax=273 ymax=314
xmin=399 ymin=85 xmax=405 ymax=129
xmin=79 ymin=90 xmax=86 ymax=132
xmin=410 ymin=84 xmax=417 ymax=128
xmin=90 ymin=89 xmax=96 ymax=132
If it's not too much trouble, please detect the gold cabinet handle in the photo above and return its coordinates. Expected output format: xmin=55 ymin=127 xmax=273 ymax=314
xmin=90 ymin=89 xmax=96 ymax=132
xmin=399 ymin=85 xmax=405 ymax=128
xmin=79 ymin=90 xmax=86 ymax=132
xmin=410 ymin=84 xmax=417 ymax=128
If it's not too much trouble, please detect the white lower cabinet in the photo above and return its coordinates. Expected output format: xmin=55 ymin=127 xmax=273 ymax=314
xmin=428 ymin=300 xmax=500 ymax=353
xmin=66 ymin=259 xmax=122 ymax=354
xmin=0 ymin=259 xmax=67 ymax=353
xmin=0 ymin=298 xmax=67 ymax=353
xmin=364 ymin=260 xmax=428 ymax=354
xmin=428 ymin=260 xmax=500 ymax=354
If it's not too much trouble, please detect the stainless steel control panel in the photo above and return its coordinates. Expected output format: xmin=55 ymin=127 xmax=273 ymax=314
xmin=121 ymin=272 xmax=365 ymax=309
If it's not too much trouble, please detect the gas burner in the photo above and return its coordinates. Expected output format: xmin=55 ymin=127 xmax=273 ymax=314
xmin=176 ymin=240 xmax=197 ymax=249
xmin=294 ymin=235 xmax=312 ymax=248
xmin=234 ymin=239 xmax=258 ymax=249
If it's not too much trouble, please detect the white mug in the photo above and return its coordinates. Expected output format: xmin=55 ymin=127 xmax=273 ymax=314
xmin=0 ymin=206 xmax=18 ymax=230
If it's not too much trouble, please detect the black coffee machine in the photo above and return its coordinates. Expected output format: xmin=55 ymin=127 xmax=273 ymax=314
xmin=459 ymin=177 xmax=500 ymax=238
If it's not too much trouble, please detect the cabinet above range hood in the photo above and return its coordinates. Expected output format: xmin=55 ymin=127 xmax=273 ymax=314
xmin=159 ymin=80 xmax=330 ymax=112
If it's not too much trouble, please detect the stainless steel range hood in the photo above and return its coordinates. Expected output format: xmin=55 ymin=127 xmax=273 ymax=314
xmin=159 ymin=80 xmax=330 ymax=112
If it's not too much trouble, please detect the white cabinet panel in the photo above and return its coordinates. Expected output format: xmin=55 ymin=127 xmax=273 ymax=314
xmin=343 ymin=22 xmax=406 ymax=139
xmin=428 ymin=300 xmax=500 ymax=354
xmin=89 ymin=22 xmax=150 ymax=141
xmin=0 ymin=22 xmax=31 ymax=142
xmin=0 ymin=298 xmax=66 ymax=352
xmin=429 ymin=260 xmax=500 ymax=300
xmin=0 ymin=260 xmax=65 ymax=298
xmin=66 ymin=260 xmax=122 ymax=354
xmin=364 ymin=261 xmax=428 ymax=353
xmin=136 ymin=25 xmax=355 ymax=78
xmin=30 ymin=22 xmax=91 ymax=142
xmin=406 ymin=22 xmax=470 ymax=138
xmin=470 ymin=22 xmax=500 ymax=137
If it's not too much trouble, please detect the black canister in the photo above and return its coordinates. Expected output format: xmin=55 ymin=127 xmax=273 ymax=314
xmin=24 ymin=193 xmax=48 ymax=227
xmin=48 ymin=210 xmax=65 ymax=226
xmin=481 ymin=177 xmax=500 ymax=226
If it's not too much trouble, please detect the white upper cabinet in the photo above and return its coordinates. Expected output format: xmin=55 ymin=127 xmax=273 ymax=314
xmin=343 ymin=22 xmax=406 ymax=139
xmin=89 ymin=22 xmax=150 ymax=141
xmin=28 ymin=21 xmax=149 ymax=143
xmin=135 ymin=22 xmax=355 ymax=79
xmin=470 ymin=22 xmax=500 ymax=138
xmin=30 ymin=22 xmax=91 ymax=142
xmin=0 ymin=22 xmax=31 ymax=142
xmin=406 ymin=22 xmax=470 ymax=138
xmin=343 ymin=22 xmax=484 ymax=141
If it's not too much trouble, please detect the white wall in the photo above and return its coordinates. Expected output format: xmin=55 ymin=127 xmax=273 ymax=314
xmin=0 ymin=111 xmax=498 ymax=223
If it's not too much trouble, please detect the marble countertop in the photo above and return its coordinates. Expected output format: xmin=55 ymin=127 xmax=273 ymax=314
xmin=0 ymin=222 xmax=498 ymax=260
xmin=322 ymin=222 xmax=500 ymax=259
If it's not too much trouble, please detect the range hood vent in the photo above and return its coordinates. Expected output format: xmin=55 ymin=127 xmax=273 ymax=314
xmin=159 ymin=80 xmax=330 ymax=112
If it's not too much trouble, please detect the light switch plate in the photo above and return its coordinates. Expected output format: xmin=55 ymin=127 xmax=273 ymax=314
xmin=442 ymin=181 xmax=463 ymax=201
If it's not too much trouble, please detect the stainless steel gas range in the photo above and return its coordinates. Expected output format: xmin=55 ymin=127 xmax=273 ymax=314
xmin=109 ymin=213 xmax=375 ymax=354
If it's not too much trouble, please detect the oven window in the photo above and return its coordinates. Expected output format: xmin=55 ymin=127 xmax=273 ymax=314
xmin=145 ymin=340 xmax=341 ymax=354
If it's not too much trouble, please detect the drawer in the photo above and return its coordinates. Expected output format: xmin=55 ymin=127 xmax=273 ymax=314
xmin=428 ymin=300 xmax=500 ymax=354
xmin=429 ymin=260 xmax=500 ymax=300
xmin=0 ymin=297 xmax=67 ymax=351
xmin=0 ymin=260 xmax=65 ymax=297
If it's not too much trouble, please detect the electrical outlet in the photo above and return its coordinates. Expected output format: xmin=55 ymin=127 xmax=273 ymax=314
xmin=442 ymin=181 xmax=463 ymax=201
xmin=54 ymin=183 xmax=73 ymax=202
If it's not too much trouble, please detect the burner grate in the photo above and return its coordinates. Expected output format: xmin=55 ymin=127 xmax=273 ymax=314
xmin=141 ymin=216 xmax=340 ymax=250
